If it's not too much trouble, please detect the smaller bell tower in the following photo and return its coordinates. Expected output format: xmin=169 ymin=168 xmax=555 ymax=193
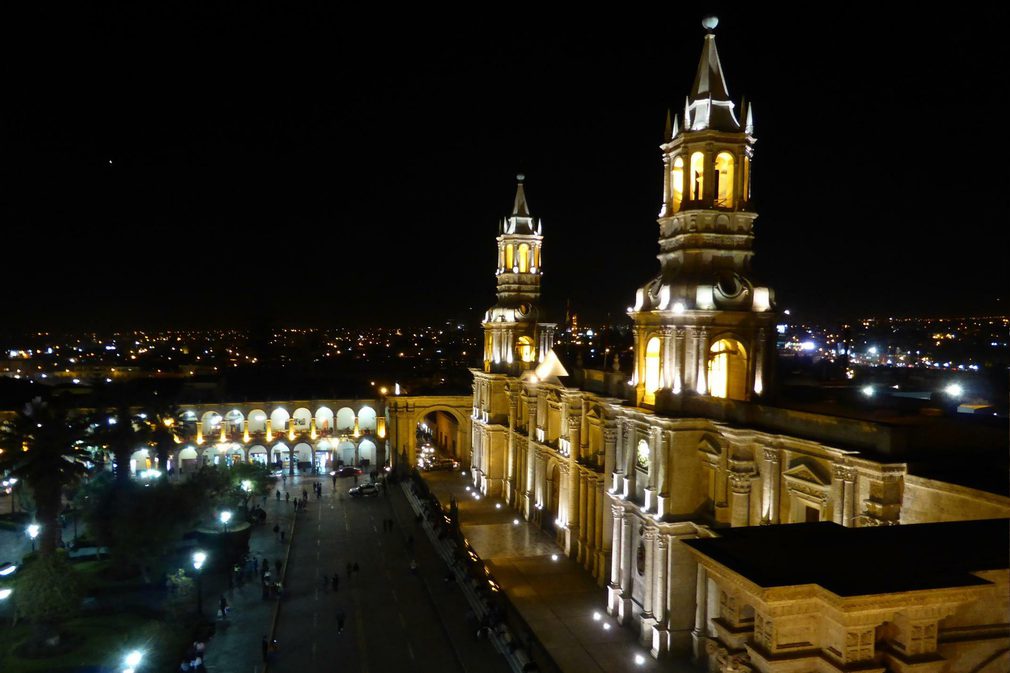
xmin=482 ymin=175 xmax=555 ymax=374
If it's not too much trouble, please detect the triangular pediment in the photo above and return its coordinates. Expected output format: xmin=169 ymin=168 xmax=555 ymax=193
xmin=697 ymin=435 xmax=722 ymax=458
xmin=782 ymin=463 xmax=829 ymax=487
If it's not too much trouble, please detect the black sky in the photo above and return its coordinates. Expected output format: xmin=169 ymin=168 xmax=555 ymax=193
xmin=4 ymin=6 xmax=1007 ymax=330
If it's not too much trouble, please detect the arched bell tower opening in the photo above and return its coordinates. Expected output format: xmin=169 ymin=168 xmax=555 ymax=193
xmin=708 ymin=338 xmax=748 ymax=400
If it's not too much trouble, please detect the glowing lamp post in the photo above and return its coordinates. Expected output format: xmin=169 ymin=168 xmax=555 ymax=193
xmin=123 ymin=649 xmax=143 ymax=673
xmin=219 ymin=510 xmax=233 ymax=532
xmin=192 ymin=550 xmax=207 ymax=617
xmin=27 ymin=523 xmax=40 ymax=552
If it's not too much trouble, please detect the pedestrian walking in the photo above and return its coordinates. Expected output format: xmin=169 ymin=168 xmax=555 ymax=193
xmin=332 ymin=573 xmax=339 ymax=591
xmin=261 ymin=635 xmax=269 ymax=662
xmin=219 ymin=595 xmax=229 ymax=619
xmin=275 ymin=559 xmax=282 ymax=576
xmin=273 ymin=524 xmax=280 ymax=540
xmin=302 ymin=488 xmax=308 ymax=501
xmin=352 ymin=561 xmax=359 ymax=574
xmin=280 ymin=530 xmax=286 ymax=543
xmin=336 ymin=607 xmax=346 ymax=633
xmin=285 ymin=491 xmax=290 ymax=503
xmin=261 ymin=558 xmax=269 ymax=576
xmin=406 ymin=534 xmax=414 ymax=550
xmin=409 ymin=559 xmax=418 ymax=574
xmin=276 ymin=490 xmax=281 ymax=502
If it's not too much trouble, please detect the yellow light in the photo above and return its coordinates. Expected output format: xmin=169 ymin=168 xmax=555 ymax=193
xmin=243 ymin=430 xmax=250 ymax=443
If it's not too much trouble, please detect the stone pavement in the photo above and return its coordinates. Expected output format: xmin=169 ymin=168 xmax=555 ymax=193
xmin=421 ymin=471 xmax=697 ymax=673
xmin=202 ymin=481 xmax=297 ymax=673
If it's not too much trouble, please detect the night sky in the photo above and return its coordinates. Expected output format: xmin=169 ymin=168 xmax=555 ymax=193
xmin=4 ymin=6 xmax=1007 ymax=330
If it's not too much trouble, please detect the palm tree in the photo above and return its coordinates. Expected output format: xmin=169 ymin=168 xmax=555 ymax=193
xmin=145 ymin=402 xmax=185 ymax=476
xmin=0 ymin=397 xmax=91 ymax=557
xmin=89 ymin=404 xmax=150 ymax=485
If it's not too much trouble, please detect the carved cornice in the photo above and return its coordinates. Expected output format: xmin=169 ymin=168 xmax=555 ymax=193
xmin=831 ymin=462 xmax=856 ymax=482
xmin=762 ymin=447 xmax=780 ymax=464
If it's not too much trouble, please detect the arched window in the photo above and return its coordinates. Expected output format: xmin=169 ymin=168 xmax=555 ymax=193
xmin=534 ymin=245 xmax=541 ymax=270
xmin=505 ymin=244 xmax=514 ymax=271
xmin=518 ymin=243 xmax=530 ymax=273
xmin=644 ymin=336 xmax=662 ymax=405
xmin=672 ymin=156 xmax=684 ymax=211
xmin=517 ymin=336 xmax=535 ymax=362
xmin=715 ymin=152 xmax=735 ymax=207
xmin=708 ymin=338 xmax=748 ymax=400
xmin=690 ymin=152 xmax=705 ymax=201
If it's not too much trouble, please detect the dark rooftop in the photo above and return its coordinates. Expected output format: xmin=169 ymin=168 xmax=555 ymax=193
xmin=684 ymin=519 xmax=1009 ymax=597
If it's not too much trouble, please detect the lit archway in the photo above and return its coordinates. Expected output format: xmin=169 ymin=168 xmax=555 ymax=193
xmin=224 ymin=409 xmax=244 ymax=435
xmin=644 ymin=336 xmax=662 ymax=405
xmin=518 ymin=243 xmax=530 ymax=273
xmin=335 ymin=407 xmax=355 ymax=432
xmin=715 ymin=152 xmax=735 ymax=207
xmin=690 ymin=151 xmax=705 ymax=201
xmin=270 ymin=408 xmax=290 ymax=433
xmin=336 ymin=441 xmax=356 ymax=466
xmin=293 ymin=442 xmax=313 ymax=465
xmin=248 ymin=409 xmax=268 ymax=434
xmin=271 ymin=442 xmax=290 ymax=467
xmin=315 ymin=406 xmax=334 ymax=434
xmin=672 ymin=156 xmax=684 ymax=211
xmin=292 ymin=408 xmax=312 ymax=434
xmin=201 ymin=411 xmax=222 ymax=437
xmin=709 ymin=338 xmax=748 ymax=400
xmin=517 ymin=336 xmax=535 ymax=363
xmin=357 ymin=406 xmax=377 ymax=432
xmin=358 ymin=439 xmax=377 ymax=466
xmin=249 ymin=445 xmax=268 ymax=466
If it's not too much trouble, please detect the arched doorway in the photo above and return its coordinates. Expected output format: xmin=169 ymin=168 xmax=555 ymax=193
xmin=358 ymin=439 xmax=376 ymax=467
xmin=293 ymin=443 xmax=313 ymax=469
xmin=271 ymin=443 xmax=290 ymax=469
xmin=709 ymin=338 xmax=748 ymax=400
xmin=130 ymin=448 xmax=150 ymax=475
xmin=270 ymin=408 xmax=290 ymax=433
xmin=336 ymin=441 xmax=356 ymax=466
xmin=177 ymin=446 xmax=198 ymax=474
xmin=248 ymin=410 xmax=268 ymax=434
xmin=249 ymin=445 xmax=268 ymax=466
xmin=419 ymin=410 xmax=461 ymax=458
xmin=335 ymin=408 xmax=355 ymax=433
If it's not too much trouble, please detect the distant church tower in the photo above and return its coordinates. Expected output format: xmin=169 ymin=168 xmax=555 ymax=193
xmin=630 ymin=16 xmax=776 ymax=406
xmin=481 ymin=175 xmax=555 ymax=374
xmin=471 ymin=176 xmax=557 ymax=496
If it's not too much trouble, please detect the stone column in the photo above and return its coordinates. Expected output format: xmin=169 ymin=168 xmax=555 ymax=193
xmin=611 ymin=421 xmax=624 ymax=493
xmin=623 ymin=424 xmax=636 ymax=499
xmin=640 ymin=528 xmax=658 ymax=645
xmin=603 ymin=426 xmax=618 ymax=491
xmin=729 ymin=474 xmax=751 ymax=527
xmin=674 ymin=327 xmax=685 ymax=393
xmin=618 ymin=512 xmax=634 ymax=623
xmin=662 ymin=326 xmax=675 ymax=388
xmin=762 ymin=447 xmax=781 ymax=524
xmin=831 ymin=463 xmax=852 ymax=525
xmin=607 ymin=504 xmax=624 ymax=613
xmin=682 ymin=327 xmax=697 ymax=393
xmin=651 ymin=534 xmax=671 ymax=657
xmin=577 ymin=472 xmax=589 ymax=560
xmin=696 ymin=327 xmax=710 ymax=395
xmin=692 ymin=563 xmax=708 ymax=662
xmin=655 ymin=427 xmax=668 ymax=517
xmin=524 ymin=395 xmax=536 ymax=517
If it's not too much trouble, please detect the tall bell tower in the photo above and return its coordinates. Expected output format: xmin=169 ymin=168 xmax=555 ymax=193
xmin=481 ymin=175 xmax=555 ymax=374
xmin=630 ymin=16 xmax=776 ymax=406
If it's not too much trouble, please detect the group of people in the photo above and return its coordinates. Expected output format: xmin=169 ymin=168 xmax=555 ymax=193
xmin=178 ymin=639 xmax=207 ymax=671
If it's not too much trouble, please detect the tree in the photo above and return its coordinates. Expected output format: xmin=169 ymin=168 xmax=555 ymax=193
xmin=88 ymin=404 xmax=150 ymax=485
xmin=146 ymin=406 xmax=186 ymax=476
xmin=0 ymin=397 xmax=90 ymax=557
xmin=13 ymin=554 xmax=82 ymax=646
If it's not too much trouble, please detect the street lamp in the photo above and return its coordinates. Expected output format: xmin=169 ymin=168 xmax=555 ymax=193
xmin=27 ymin=523 xmax=40 ymax=552
xmin=123 ymin=649 xmax=143 ymax=673
xmin=0 ymin=588 xmax=11 ymax=600
xmin=219 ymin=510 xmax=232 ymax=532
xmin=192 ymin=550 xmax=207 ymax=617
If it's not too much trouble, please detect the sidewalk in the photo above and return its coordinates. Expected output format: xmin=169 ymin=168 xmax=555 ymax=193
xmin=203 ymin=483 xmax=299 ymax=673
xmin=420 ymin=471 xmax=697 ymax=673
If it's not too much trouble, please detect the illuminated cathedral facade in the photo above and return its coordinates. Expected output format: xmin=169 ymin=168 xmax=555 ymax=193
xmin=467 ymin=18 xmax=1010 ymax=673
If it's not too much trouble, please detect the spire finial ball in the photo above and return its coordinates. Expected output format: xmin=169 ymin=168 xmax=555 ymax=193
xmin=701 ymin=15 xmax=719 ymax=31
xmin=516 ymin=173 xmax=525 ymax=182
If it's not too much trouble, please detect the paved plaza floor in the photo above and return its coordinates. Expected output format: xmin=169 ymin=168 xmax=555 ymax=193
xmin=422 ymin=470 xmax=697 ymax=673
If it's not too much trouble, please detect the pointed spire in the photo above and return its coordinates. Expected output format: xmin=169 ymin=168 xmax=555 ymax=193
xmin=663 ymin=108 xmax=673 ymax=142
xmin=686 ymin=16 xmax=740 ymax=132
xmin=671 ymin=113 xmax=679 ymax=138
xmin=684 ymin=96 xmax=691 ymax=132
xmin=512 ymin=174 xmax=530 ymax=217
xmin=745 ymin=101 xmax=754 ymax=135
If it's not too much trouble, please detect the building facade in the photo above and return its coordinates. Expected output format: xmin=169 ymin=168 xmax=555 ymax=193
xmin=468 ymin=17 xmax=1010 ymax=670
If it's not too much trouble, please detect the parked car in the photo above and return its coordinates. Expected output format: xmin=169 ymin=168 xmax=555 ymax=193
xmin=349 ymin=483 xmax=382 ymax=498
xmin=336 ymin=466 xmax=363 ymax=477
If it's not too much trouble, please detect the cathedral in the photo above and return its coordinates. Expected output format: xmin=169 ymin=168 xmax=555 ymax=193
xmin=466 ymin=17 xmax=1010 ymax=673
